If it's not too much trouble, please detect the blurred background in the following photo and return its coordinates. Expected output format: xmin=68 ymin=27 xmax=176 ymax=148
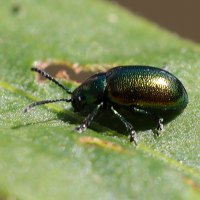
xmin=107 ymin=0 xmax=200 ymax=44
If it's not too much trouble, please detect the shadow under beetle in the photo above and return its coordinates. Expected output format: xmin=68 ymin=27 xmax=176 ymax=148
xmin=24 ymin=65 xmax=188 ymax=145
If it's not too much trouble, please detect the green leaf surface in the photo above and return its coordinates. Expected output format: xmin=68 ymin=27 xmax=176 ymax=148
xmin=0 ymin=0 xmax=200 ymax=199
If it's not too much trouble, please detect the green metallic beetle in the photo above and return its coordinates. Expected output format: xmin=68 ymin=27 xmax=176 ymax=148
xmin=24 ymin=66 xmax=188 ymax=145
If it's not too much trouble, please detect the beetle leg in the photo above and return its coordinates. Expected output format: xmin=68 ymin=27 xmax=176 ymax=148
xmin=157 ymin=118 xmax=163 ymax=136
xmin=162 ymin=62 xmax=167 ymax=70
xmin=110 ymin=106 xmax=137 ymax=146
xmin=74 ymin=103 xmax=103 ymax=133
xmin=132 ymin=107 xmax=163 ymax=137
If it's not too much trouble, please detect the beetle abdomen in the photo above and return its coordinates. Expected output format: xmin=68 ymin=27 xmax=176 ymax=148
xmin=106 ymin=66 xmax=188 ymax=110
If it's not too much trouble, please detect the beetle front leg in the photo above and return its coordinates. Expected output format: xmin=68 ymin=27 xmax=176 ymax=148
xmin=132 ymin=107 xmax=163 ymax=137
xmin=110 ymin=106 xmax=137 ymax=145
xmin=74 ymin=103 xmax=103 ymax=133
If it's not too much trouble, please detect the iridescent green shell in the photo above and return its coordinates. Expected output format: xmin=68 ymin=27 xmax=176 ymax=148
xmin=106 ymin=66 xmax=188 ymax=110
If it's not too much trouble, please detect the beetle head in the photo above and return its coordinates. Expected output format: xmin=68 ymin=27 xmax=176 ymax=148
xmin=71 ymin=85 xmax=87 ymax=112
xmin=71 ymin=73 xmax=106 ymax=112
xmin=24 ymin=68 xmax=107 ymax=113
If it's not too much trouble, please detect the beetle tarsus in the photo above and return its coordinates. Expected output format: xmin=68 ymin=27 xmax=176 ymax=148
xmin=74 ymin=124 xmax=87 ymax=133
xmin=129 ymin=130 xmax=137 ymax=146
xmin=162 ymin=62 xmax=167 ymax=70
xmin=156 ymin=118 xmax=163 ymax=136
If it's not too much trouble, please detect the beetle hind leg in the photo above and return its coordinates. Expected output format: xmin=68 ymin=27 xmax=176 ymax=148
xmin=110 ymin=106 xmax=137 ymax=146
xmin=156 ymin=117 xmax=164 ymax=136
xmin=132 ymin=107 xmax=163 ymax=137
xmin=127 ymin=125 xmax=137 ymax=145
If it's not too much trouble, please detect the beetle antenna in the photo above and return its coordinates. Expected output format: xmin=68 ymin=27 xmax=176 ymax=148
xmin=31 ymin=67 xmax=73 ymax=94
xmin=24 ymin=98 xmax=72 ymax=113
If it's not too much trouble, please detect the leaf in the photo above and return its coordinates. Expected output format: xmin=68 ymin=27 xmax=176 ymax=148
xmin=0 ymin=0 xmax=200 ymax=199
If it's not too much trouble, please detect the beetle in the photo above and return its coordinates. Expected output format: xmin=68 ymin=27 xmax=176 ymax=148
xmin=24 ymin=65 xmax=188 ymax=145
